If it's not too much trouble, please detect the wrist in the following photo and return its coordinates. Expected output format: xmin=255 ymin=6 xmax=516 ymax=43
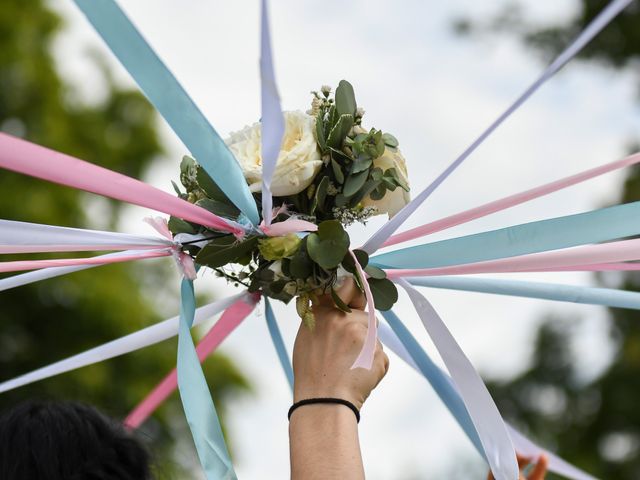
xmin=294 ymin=387 xmax=363 ymax=411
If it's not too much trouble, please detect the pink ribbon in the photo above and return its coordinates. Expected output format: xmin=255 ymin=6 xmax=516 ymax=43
xmin=349 ymin=250 xmax=378 ymax=370
xmin=0 ymin=245 xmax=164 ymax=254
xmin=259 ymin=217 xmax=318 ymax=237
xmin=0 ymin=133 xmax=245 ymax=236
xmin=383 ymin=153 xmax=640 ymax=248
xmin=144 ymin=217 xmax=197 ymax=280
xmin=0 ymin=249 xmax=171 ymax=273
xmin=124 ymin=293 xmax=260 ymax=428
xmin=386 ymin=238 xmax=640 ymax=278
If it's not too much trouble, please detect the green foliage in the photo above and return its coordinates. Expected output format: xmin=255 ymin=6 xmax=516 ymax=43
xmin=0 ymin=0 xmax=249 ymax=475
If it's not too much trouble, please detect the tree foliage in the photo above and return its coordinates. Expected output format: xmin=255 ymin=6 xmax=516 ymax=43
xmin=0 ymin=0 xmax=249 ymax=474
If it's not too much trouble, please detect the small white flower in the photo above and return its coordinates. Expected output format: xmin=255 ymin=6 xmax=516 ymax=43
xmin=356 ymin=107 xmax=365 ymax=117
xmin=226 ymin=111 xmax=323 ymax=196
xmin=320 ymin=85 xmax=332 ymax=96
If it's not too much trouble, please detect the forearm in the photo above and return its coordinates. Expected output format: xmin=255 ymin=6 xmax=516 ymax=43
xmin=289 ymin=404 xmax=364 ymax=480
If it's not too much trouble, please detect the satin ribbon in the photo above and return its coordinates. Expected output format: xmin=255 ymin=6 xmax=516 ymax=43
xmin=0 ymin=293 xmax=245 ymax=393
xmin=361 ymin=0 xmax=633 ymax=254
xmin=0 ymin=134 xmax=245 ymax=236
xmin=0 ymin=219 xmax=173 ymax=254
xmin=372 ymin=201 xmax=640 ymax=270
xmin=125 ymin=295 xmax=259 ymax=428
xmin=259 ymin=0 xmax=285 ymax=226
xmin=396 ymin=278 xmax=519 ymax=480
xmin=144 ymin=217 xmax=197 ymax=280
xmin=72 ymin=0 xmax=259 ymax=225
xmin=383 ymin=152 xmax=640 ymax=248
xmin=264 ymin=298 xmax=294 ymax=391
xmin=176 ymin=279 xmax=237 ymax=479
xmin=259 ymin=217 xmax=318 ymax=237
xmin=377 ymin=318 xmax=598 ymax=480
xmin=349 ymin=250 xmax=378 ymax=370
xmin=406 ymin=276 xmax=640 ymax=311
xmin=0 ymin=248 xmax=172 ymax=274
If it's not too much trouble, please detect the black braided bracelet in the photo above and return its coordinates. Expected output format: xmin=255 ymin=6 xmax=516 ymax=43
xmin=288 ymin=398 xmax=360 ymax=423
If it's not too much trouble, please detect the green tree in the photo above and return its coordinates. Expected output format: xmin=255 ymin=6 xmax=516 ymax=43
xmin=458 ymin=2 xmax=640 ymax=478
xmin=0 ymin=0 xmax=249 ymax=475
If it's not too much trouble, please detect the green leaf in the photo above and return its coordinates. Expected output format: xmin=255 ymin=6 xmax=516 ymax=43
xmin=351 ymin=156 xmax=373 ymax=173
xmin=195 ymin=236 xmax=258 ymax=269
xmin=168 ymin=216 xmax=197 ymax=235
xmin=312 ymin=176 xmax=330 ymax=214
xmin=196 ymin=198 xmax=240 ymax=219
xmin=386 ymin=167 xmax=410 ymax=191
xmin=335 ymin=193 xmax=349 ymax=207
xmin=342 ymin=169 xmax=369 ymax=198
xmin=331 ymin=288 xmax=352 ymax=313
xmin=341 ymin=249 xmax=369 ymax=274
xmin=364 ymin=264 xmax=386 ymax=279
xmin=171 ymin=180 xmax=183 ymax=196
xmin=306 ymin=220 xmax=350 ymax=269
xmin=382 ymin=132 xmax=399 ymax=148
xmin=335 ymin=80 xmax=357 ymax=117
xmin=370 ymin=167 xmax=383 ymax=181
xmin=196 ymin=166 xmax=230 ymax=203
xmin=367 ymin=278 xmax=398 ymax=310
xmin=315 ymin=110 xmax=327 ymax=152
xmin=370 ymin=184 xmax=386 ymax=200
xmin=331 ymin=158 xmax=345 ymax=184
xmin=327 ymin=114 xmax=354 ymax=149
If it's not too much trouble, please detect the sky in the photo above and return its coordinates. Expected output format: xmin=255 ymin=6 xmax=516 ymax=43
xmin=47 ymin=0 xmax=640 ymax=478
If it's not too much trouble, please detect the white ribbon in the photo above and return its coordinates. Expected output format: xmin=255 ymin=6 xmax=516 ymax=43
xmin=396 ymin=278 xmax=519 ymax=480
xmin=362 ymin=0 xmax=633 ymax=253
xmin=259 ymin=0 xmax=285 ymax=226
xmin=0 ymin=219 xmax=173 ymax=253
xmin=378 ymin=322 xmax=598 ymax=480
xmin=0 ymin=292 xmax=247 ymax=393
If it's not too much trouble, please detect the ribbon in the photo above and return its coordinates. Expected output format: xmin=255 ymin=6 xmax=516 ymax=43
xmin=385 ymin=238 xmax=640 ymax=278
xmin=383 ymin=152 xmax=640 ymax=248
xmin=361 ymin=0 xmax=633 ymax=254
xmin=0 ymin=219 xmax=173 ymax=254
xmin=259 ymin=0 xmax=285 ymax=226
xmin=144 ymin=217 xmax=197 ymax=280
xmin=372 ymin=201 xmax=640 ymax=270
xmin=0 ymin=293 xmax=245 ymax=393
xmin=72 ymin=0 xmax=259 ymax=225
xmin=125 ymin=295 xmax=259 ymax=428
xmin=406 ymin=276 xmax=640 ymax=311
xmin=396 ymin=278 xmax=519 ymax=480
xmin=0 ymin=248 xmax=172 ymax=274
xmin=0 ymin=134 xmax=245 ymax=235
xmin=176 ymin=279 xmax=237 ymax=479
xmin=260 ymin=217 xmax=318 ymax=237
xmin=264 ymin=298 xmax=294 ymax=391
xmin=349 ymin=250 xmax=378 ymax=370
xmin=377 ymin=318 xmax=598 ymax=480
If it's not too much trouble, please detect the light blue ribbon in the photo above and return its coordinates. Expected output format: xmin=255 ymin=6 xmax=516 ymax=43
xmin=372 ymin=201 xmax=640 ymax=270
xmin=177 ymin=279 xmax=236 ymax=480
xmin=264 ymin=298 xmax=294 ymax=392
xmin=407 ymin=276 xmax=640 ymax=310
xmin=73 ymin=0 xmax=259 ymax=225
xmin=380 ymin=310 xmax=485 ymax=460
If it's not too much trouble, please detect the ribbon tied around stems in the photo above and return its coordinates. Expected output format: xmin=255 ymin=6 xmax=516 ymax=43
xmin=144 ymin=217 xmax=197 ymax=280
xmin=259 ymin=205 xmax=318 ymax=237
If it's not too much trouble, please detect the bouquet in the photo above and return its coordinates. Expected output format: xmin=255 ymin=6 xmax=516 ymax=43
xmin=168 ymin=81 xmax=410 ymax=325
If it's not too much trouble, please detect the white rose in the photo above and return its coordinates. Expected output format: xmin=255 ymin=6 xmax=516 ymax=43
xmin=362 ymin=147 xmax=411 ymax=219
xmin=226 ymin=110 xmax=323 ymax=196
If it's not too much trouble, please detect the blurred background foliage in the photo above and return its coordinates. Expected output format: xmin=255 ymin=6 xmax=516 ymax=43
xmin=458 ymin=1 xmax=640 ymax=478
xmin=0 ymin=0 xmax=249 ymax=476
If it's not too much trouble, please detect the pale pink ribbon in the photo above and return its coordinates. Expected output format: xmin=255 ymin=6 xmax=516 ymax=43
xmin=383 ymin=152 xmax=640 ymax=248
xmin=0 ymin=249 xmax=172 ymax=273
xmin=0 ymin=133 xmax=245 ymax=236
xmin=385 ymin=238 xmax=640 ymax=278
xmin=124 ymin=293 xmax=260 ymax=428
xmin=144 ymin=217 xmax=197 ymax=280
xmin=0 ymin=244 xmax=164 ymax=254
xmin=259 ymin=217 xmax=318 ymax=237
xmin=349 ymin=250 xmax=378 ymax=370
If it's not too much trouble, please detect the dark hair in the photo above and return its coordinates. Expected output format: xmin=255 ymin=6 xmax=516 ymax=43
xmin=0 ymin=400 xmax=153 ymax=480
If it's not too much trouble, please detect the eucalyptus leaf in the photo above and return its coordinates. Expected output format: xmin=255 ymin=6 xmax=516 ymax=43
xmin=341 ymin=248 xmax=368 ymax=274
xmin=316 ymin=110 xmax=327 ymax=152
xmin=382 ymin=132 xmax=399 ymax=148
xmin=367 ymin=278 xmax=398 ymax=310
xmin=351 ymin=157 xmax=373 ymax=174
xmin=196 ymin=236 xmax=258 ymax=269
xmin=331 ymin=159 xmax=345 ymax=184
xmin=335 ymin=80 xmax=357 ymax=117
xmin=171 ymin=180 xmax=183 ymax=196
xmin=168 ymin=216 xmax=197 ymax=235
xmin=369 ymin=185 xmax=386 ymax=201
xmin=364 ymin=264 xmax=386 ymax=279
xmin=327 ymin=114 xmax=354 ymax=149
xmin=343 ymin=169 xmax=369 ymax=198
xmin=196 ymin=198 xmax=240 ymax=219
xmin=196 ymin=166 xmax=230 ymax=203
xmin=314 ymin=176 xmax=329 ymax=213
xmin=306 ymin=220 xmax=350 ymax=269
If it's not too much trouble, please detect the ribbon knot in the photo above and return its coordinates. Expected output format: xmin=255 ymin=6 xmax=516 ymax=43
xmin=144 ymin=217 xmax=197 ymax=280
